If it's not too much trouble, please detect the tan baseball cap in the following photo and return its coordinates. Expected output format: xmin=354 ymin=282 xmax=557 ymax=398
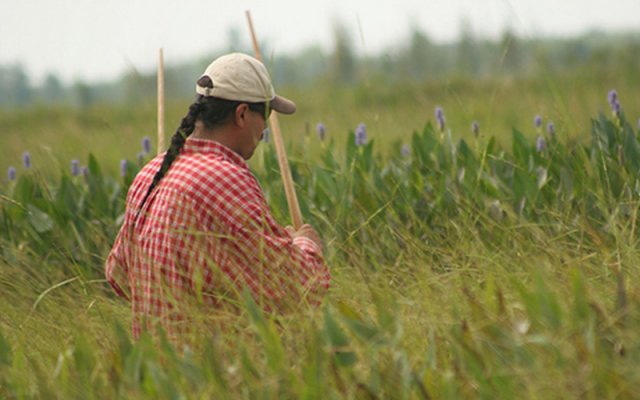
xmin=195 ymin=53 xmax=296 ymax=114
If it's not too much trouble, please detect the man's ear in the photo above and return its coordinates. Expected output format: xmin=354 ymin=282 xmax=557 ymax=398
xmin=234 ymin=103 xmax=249 ymax=127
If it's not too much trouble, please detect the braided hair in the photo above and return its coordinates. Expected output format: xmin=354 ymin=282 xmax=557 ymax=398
xmin=136 ymin=75 xmax=257 ymax=216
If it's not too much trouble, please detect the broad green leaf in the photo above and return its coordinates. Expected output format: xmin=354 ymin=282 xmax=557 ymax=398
xmin=536 ymin=167 xmax=548 ymax=189
xmin=242 ymin=289 xmax=284 ymax=373
xmin=323 ymin=307 xmax=357 ymax=368
xmin=622 ymin=123 xmax=640 ymax=170
xmin=512 ymin=128 xmax=531 ymax=166
xmin=26 ymin=204 xmax=54 ymax=233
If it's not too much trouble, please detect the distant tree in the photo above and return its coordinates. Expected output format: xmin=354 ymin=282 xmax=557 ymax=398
xmin=530 ymin=40 xmax=553 ymax=74
xmin=3 ymin=28 xmax=638 ymax=107
xmin=557 ymin=37 xmax=590 ymax=70
xmin=406 ymin=25 xmax=432 ymax=79
xmin=618 ymin=40 xmax=640 ymax=78
xmin=73 ymin=80 xmax=93 ymax=108
xmin=42 ymin=73 xmax=66 ymax=103
xmin=269 ymin=54 xmax=299 ymax=86
xmin=0 ymin=64 xmax=32 ymax=106
xmin=271 ymin=45 xmax=327 ymax=86
xmin=500 ymin=28 xmax=525 ymax=74
xmin=121 ymin=68 xmax=155 ymax=103
xmin=455 ymin=18 xmax=480 ymax=77
xmin=226 ymin=26 xmax=243 ymax=52
xmin=0 ymin=66 xmax=11 ymax=106
xmin=329 ymin=19 xmax=357 ymax=84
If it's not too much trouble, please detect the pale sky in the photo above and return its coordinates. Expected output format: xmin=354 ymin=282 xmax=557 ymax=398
xmin=1 ymin=0 xmax=639 ymax=85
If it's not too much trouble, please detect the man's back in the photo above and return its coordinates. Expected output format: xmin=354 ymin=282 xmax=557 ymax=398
xmin=105 ymin=139 xmax=329 ymax=341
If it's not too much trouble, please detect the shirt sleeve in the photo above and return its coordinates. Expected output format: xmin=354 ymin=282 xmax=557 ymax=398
xmin=104 ymin=159 xmax=158 ymax=302
xmin=198 ymin=168 xmax=330 ymax=313
xmin=105 ymin=217 xmax=131 ymax=300
xmin=227 ymin=206 xmax=330 ymax=312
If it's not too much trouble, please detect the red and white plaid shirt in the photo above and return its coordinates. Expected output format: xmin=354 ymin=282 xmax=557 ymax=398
xmin=105 ymin=138 xmax=330 ymax=339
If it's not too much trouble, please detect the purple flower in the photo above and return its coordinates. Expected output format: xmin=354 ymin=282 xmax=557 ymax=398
xmin=471 ymin=121 xmax=480 ymax=137
xmin=355 ymin=123 xmax=367 ymax=146
xmin=612 ymin=101 xmax=621 ymax=117
xmin=120 ymin=159 xmax=128 ymax=177
xmin=81 ymin=166 xmax=89 ymax=179
xmin=137 ymin=152 xmax=145 ymax=166
xmin=546 ymin=122 xmax=555 ymax=136
xmin=401 ymin=143 xmax=410 ymax=157
xmin=534 ymin=115 xmax=542 ymax=129
xmin=316 ymin=123 xmax=326 ymax=141
xmin=608 ymin=89 xmax=621 ymax=116
xmin=7 ymin=166 xmax=17 ymax=181
xmin=435 ymin=106 xmax=446 ymax=131
xmin=608 ymin=89 xmax=618 ymax=107
xmin=142 ymin=136 xmax=152 ymax=154
xmin=22 ymin=151 xmax=31 ymax=169
xmin=536 ymin=135 xmax=546 ymax=152
xmin=70 ymin=159 xmax=80 ymax=176
xmin=637 ymin=118 xmax=640 ymax=131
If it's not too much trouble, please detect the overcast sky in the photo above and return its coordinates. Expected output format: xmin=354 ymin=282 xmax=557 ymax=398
xmin=2 ymin=0 xmax=639 ymax=84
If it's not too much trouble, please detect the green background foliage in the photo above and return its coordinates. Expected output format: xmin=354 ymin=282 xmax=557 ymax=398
xmin=1 ymin=29 xmax=640 ymax=399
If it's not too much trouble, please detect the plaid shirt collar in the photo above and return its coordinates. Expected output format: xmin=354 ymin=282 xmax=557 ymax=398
xmin=182 ymin=138 xmax=248 ymax=170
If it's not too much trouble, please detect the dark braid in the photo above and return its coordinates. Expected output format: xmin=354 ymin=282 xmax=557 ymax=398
xmin=135 ymin=74 xmax=259 ymax=217
xmin=136 ymin=100 xmax=202 ymax=216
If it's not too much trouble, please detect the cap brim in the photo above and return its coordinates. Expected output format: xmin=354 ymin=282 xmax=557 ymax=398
xmin=270 ymin=95 xmax=296 ymax=115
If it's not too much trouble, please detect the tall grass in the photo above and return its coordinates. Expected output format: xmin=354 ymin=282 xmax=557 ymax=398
xmin=1 ymin=78 xmax=639 ymax=398
xmin=2 ymin=69 xmax=638 ymax=179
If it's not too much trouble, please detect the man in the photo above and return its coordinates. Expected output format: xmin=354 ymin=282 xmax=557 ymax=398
xmin=105 ymin=53 xmax=330 ymax=341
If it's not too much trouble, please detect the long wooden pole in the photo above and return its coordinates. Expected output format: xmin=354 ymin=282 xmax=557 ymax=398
xmin=245 ymin=11 xmax=303 ymax=229
xmin=157 ymin=48 xmax=165 ymax=155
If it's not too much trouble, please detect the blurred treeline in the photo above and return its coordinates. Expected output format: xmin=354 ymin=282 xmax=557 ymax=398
xmin=1 ymin=25 xmax=639 ymax=108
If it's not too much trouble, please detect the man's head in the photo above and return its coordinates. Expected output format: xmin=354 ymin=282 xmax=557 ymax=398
xmin=137 ymin=53 xmax=294 ymax=213
xmin=190 ymin=53 xmax=297 ymax=159
xmin=196 ymin=53 xmax=296 ymax=115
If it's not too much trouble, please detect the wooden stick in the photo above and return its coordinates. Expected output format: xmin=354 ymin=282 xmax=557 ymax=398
xmin=157 ymin=48 xmax=165 ymax=155
xmin=245 ymin=11 xmax=303 ymax=229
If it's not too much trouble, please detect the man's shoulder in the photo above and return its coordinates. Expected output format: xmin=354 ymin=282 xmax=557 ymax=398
xmin=178 ymin=154 xmax=249 ymax=181
xmin=169 ymin=155 xmax=257 ymax=195
xmin=127 ymin=156 xmax=163 ymax=201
